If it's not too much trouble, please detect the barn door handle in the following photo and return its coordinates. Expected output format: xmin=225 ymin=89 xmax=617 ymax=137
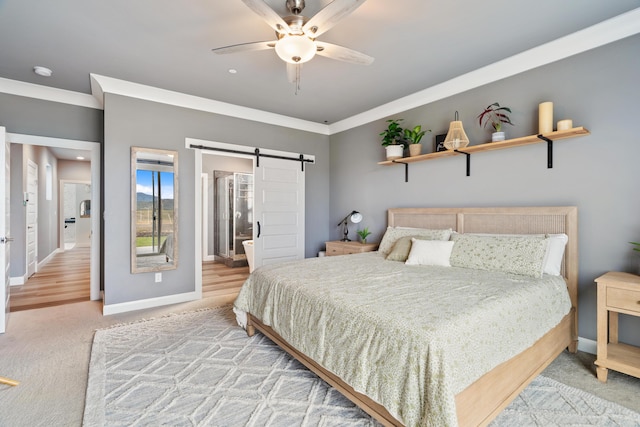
xmin=257 ymin=221 xmax=261 ymax=238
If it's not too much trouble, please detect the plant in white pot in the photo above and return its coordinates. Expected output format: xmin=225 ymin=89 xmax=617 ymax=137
xmin=477 ymin=102 xmax=513 ymax=142
xmin=380 ymin=119 xmax=407 ymax=159
xmin=404 ymin=125 xmax=431 ymax=157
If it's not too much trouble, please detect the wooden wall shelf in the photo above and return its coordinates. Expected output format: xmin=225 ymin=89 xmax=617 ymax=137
xmin=378 ymin=127 xmax=590 ymax=181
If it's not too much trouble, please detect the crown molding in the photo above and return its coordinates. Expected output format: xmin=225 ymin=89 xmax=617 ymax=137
xmin=1 ymin=8 xmax=638 ymax=136
xmin=89 ymin=74 xmax=329 ymax=135
xmin=328 ymin=7 xmax=640 ymax=135
xmin=0 ymin=77 xmax=101 ymax=109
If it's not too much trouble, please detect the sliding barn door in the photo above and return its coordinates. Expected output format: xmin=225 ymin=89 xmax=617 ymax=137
xmin=253 ymin=157 xmax=305 ymax=268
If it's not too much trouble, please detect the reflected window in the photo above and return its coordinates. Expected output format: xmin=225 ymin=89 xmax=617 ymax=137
xmin=131 ymin=147 xmax=178 ymax=273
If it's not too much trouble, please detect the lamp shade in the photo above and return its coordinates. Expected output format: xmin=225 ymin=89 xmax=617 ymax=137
xmin=275 ymin=35 xmax=316 ymax=64
xmin=350 ymin=212 xmax=363 ymax=224
xmin=443 ymin=120 xmax=469 ymax=150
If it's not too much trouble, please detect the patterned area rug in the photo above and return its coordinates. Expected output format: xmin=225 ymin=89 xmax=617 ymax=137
xmin=83 ymin=306 xmax=640 ymax=426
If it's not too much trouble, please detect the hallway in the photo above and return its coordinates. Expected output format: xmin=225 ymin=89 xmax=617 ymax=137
xmin=10 ymin=247 xmax=91 ymax=312
xmin=10 ymin=247 xmax=248 ymax=312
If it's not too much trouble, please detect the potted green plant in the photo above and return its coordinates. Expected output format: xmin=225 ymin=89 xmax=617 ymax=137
xmin=357 ymin=227 xmax=372 ymax=244
xmin=380 ymin=119 xmax=407 ymax=159
xmin=404 ymin=125 xmax=431 ymax=157
xmin=477 ymin=102 xmax=514 ymax=142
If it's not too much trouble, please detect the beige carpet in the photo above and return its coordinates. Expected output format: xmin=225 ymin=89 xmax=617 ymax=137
xmin=1 ymin=298 xmax=640 ymax=426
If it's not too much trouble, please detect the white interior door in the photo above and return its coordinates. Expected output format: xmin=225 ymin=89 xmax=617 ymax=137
xmin=253 ymin=156 xmax=305 ymax=268
xmin=26 ymin=160 xmax=38 ymax=277
xmin=1 ymin=127 xmax=10 ymax=333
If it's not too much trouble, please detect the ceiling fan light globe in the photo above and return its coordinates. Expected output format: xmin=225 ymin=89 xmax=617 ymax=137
xmin=275 ymin=35 xmax=316 ymax=64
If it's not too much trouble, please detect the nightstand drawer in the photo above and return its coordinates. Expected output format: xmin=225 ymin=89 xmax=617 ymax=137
xmin=325 ymin=241 xmax=378 ymax=256
xmin=607 ymin=287 xmax=640 ymax=315
xmin=326 ymin=245 xmax=345 ymax=256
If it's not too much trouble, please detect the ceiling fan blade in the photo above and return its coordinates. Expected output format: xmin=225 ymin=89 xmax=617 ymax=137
xmin=212 ymin=41 xmax=275 ymax=55
xmin=303 ymin=0 xmax=368 ymax=38
xmin=241 ymin=0 xmax=291 ymax=34
xmin=314 ymin=41 xmax=374 ymax=65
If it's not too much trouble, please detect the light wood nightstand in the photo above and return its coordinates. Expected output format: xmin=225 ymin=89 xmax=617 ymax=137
xmin=325 ymin=241 xmax=378 ymax=256
xmin=594 ymin=271 xmax=640 ymax=382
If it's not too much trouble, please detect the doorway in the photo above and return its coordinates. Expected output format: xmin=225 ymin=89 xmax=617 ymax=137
xmin=60 ymin=181 xmax=91 ymax=251
xmin=6 ymin=133 xmax=101 ymax=302
xmin=188 ymin=137 xmax=312 ymax=300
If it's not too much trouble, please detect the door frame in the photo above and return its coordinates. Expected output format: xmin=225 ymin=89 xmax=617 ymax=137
xmin=7 ymin=133 xmax=101 ymax=301
xmin=200 ymin=173 xmax=215 ymax=262
xmin=1 ymin=127 xmax=9 ymax=333
xmin=186 ymin=137 xmax=314 ymax=297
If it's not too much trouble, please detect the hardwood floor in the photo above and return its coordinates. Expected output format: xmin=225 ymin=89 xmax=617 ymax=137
xmin=10 ymin=246 xmax=91 ymax=312
xmin=10 ymin=247 xmax=248 ymax=312
xmin=202 ymin=261 xmax=248 ymax=300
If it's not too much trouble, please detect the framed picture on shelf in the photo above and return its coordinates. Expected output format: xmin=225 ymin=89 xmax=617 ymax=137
xmin=434 ymin=134 xmax=447 ymax=152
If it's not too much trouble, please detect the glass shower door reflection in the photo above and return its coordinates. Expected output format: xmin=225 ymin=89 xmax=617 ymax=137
xmin=214 ymin=171 xmax=253 ymax=262
xmin=215 ymin=174 xmax=230 ymax=258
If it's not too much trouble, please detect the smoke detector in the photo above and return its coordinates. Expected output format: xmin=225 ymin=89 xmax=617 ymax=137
xmin=33 ymin=66 xmax=53 ymax=77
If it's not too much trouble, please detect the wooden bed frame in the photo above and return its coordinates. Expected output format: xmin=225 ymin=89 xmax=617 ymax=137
xmin=246 ymin=206 xmax=578 ymax=426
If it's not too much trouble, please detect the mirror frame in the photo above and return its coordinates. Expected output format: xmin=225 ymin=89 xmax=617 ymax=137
xmin=131 ymin=147 xmax=179 ymax=273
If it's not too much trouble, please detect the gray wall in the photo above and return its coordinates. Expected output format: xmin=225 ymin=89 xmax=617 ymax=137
xmin=9 ymin=145 xmax=25 ymax=277
xmin=102 ymin=94 xmax=330 ymax=306
xmin=1 ymin=94 xmax=101 ymax=278
xmin=9 ymin=144 xmax=59 ymax=276
xmin=329 ymin=34 xmax=640 ymax=346
xmin=0 ymin=93 xmax=104 ymax=142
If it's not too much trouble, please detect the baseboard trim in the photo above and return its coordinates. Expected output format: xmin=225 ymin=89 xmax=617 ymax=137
xmin=38 ymin=248 xmax=62 ymax=270
xmin=577 ymin=336 xmax=597 ymax=355
xmin=102 ymin=291 xmax=200 ymax=316
xmin=9 ymin=276 xmax=25 ymax=286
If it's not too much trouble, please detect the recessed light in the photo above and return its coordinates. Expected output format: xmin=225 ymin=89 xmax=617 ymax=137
xmin=228 ymin=69 xmax=238 ymax=74
xmin=33 ymin=66 xmax=53 ymax=77
xmin=76 ymin=156 xmax=85 ymax=160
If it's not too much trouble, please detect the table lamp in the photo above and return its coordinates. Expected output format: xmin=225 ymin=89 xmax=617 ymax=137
xmin=338 ymin=210 xmax=363 ymax=241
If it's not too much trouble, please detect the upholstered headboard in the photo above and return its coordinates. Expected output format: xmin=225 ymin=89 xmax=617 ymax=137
xmin=387 ymin=206 xmax=578 ymax=309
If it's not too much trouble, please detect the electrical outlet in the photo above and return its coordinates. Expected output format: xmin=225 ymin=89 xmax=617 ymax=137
xmin=155 ymin=272 xmax=162 ymax=283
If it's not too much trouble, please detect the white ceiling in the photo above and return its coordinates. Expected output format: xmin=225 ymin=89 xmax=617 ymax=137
xmin=0 ymin=1 xmax=638 ymax=125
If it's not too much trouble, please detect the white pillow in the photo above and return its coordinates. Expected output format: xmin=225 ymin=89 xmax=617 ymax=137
xmin=405 ymin=239 xmax=455 ymax=266
xmin=544 ymin=234 xmax=568 ymax=276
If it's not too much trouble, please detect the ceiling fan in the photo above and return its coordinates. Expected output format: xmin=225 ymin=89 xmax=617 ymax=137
xmin=212 ymin=0 xmax=374 ymax=90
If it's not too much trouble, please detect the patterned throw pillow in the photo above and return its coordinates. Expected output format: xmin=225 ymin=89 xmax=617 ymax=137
xmin=378 ymin=227 xmax=452 ymax=256
xmin=449 ymin=234 xmax=548 ymax=278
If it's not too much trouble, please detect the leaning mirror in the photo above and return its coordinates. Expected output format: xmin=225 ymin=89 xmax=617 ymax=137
xmin=131 ymin=147 xmax=178 ymax=273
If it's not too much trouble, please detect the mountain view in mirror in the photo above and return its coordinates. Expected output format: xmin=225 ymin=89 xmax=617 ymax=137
xmin=131 ymin=147 xmax=178 ymax=273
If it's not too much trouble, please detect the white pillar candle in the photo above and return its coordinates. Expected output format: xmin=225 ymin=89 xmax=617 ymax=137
xmin=557 ymin=119 xmax=573 ymax=131
xmin=539 ymin=102 xmax=553 ymax=134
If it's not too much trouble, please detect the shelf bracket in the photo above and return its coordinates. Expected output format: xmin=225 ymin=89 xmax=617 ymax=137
xmin=392 ymin=160 xmax=409 ymax=182
xmin=454 ymin=150 xmax=471 ymax=176
xmin=537 ymin=135 xmax=553 ymax=168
